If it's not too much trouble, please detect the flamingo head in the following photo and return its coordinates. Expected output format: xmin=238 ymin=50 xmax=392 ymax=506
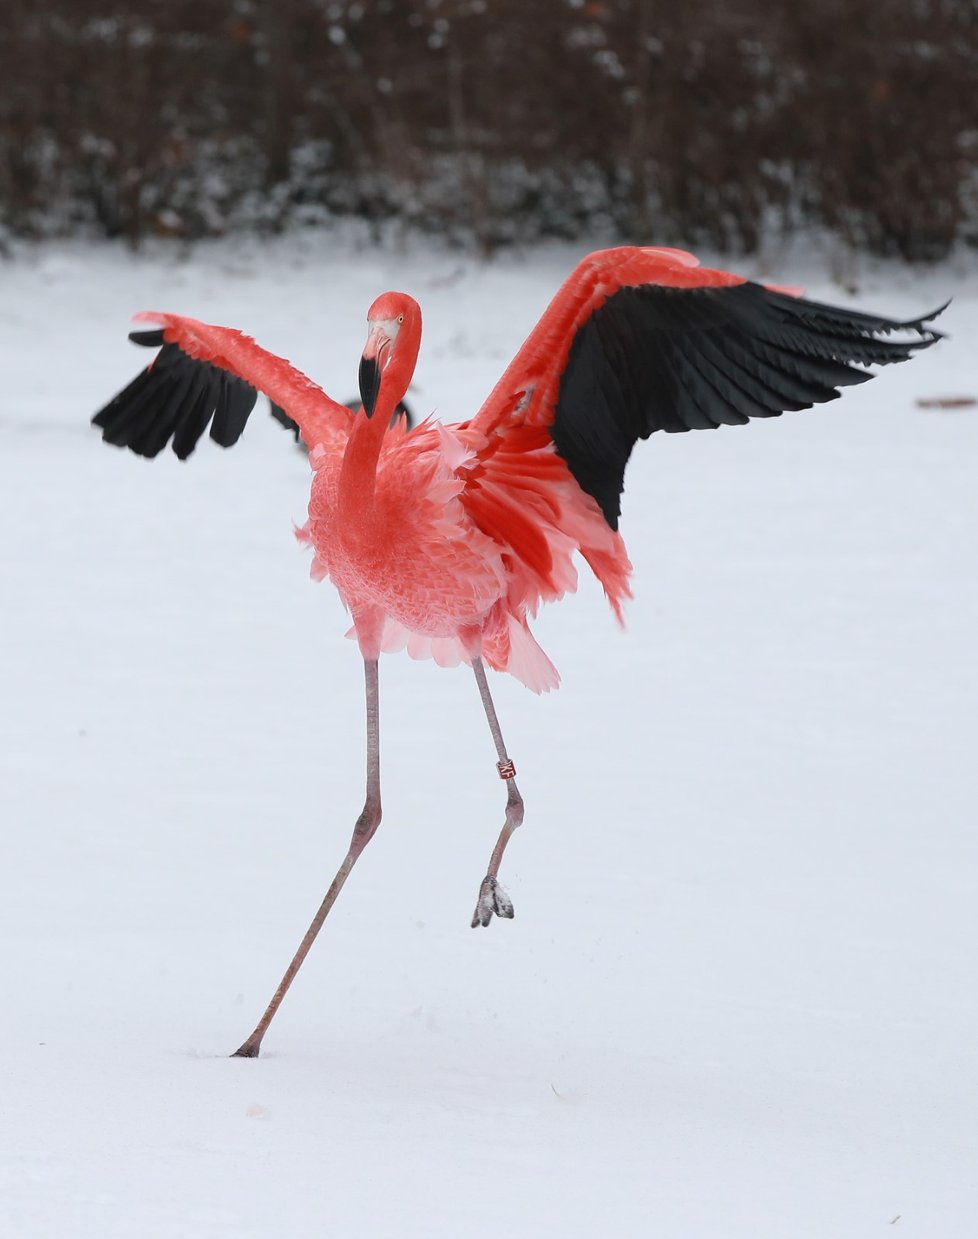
xmin=359 ymin=292 xmax=422 ymax=418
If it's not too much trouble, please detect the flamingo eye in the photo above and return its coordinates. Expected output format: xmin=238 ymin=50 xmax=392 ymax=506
xmin=397 ymin=314 xmax=404 ymax=324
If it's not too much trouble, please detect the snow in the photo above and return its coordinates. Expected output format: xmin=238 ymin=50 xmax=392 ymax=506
xmin=2 ymin=234 xmax=976 ymax=1237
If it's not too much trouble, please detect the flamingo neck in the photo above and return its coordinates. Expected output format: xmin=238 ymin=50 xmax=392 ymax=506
xmin=339 ymin=404 xmax=389 ymax=514
xmin=339 ymin=308 xmax=419 ymax=515
xmin=338 ymin=363 xmax=408 ymax=513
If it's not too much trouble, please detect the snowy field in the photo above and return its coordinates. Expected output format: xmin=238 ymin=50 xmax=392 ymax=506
xmin=1 ymin=233 xmax=976 ymax=1238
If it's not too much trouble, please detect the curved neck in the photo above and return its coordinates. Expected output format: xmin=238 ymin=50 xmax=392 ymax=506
xmin=339 ymin=313 xmax=419 ymax=514
xmin=339 ymin=404 xmax=390 ymax=514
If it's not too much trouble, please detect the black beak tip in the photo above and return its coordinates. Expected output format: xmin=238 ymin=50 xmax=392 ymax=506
xmin=359 ymin=356 xmax=381 ymax=418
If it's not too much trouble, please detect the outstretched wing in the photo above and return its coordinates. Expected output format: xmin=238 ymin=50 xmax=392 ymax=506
xmin=469 ymin=247 xmax=945 ymax=528
xmin=92 ymin=312 xmax=353 ymax=459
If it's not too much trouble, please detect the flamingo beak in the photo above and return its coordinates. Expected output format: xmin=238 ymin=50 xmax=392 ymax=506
xmin=359 ymin=324 xmax=393 ymax=418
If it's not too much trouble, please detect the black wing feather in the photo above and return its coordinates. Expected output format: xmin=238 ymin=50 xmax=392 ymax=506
xmin=551 ymin=282 xmax=945 ymax=529
xmin=208 ymin=372 xmax=258 ymax=448
xmin=95 ymin=365 xmax=173 ymax=449
xmin=132 ymin=364 xmax=199 ymax=458
xmin=172 ymin=373 xmax=218 ymax=461
xmin=208 ymin=371 xmax=232 ymax=445
xmin=222 ymin=375 xmax=262 ymax=444
xmin=92 ymin=333 xmax=260 ymax=459
xmin=269 ymin=401 xmax=303 ymax=441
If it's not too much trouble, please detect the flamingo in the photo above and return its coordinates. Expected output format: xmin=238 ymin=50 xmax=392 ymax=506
xmin=91 ymin=245 xmax=943 ymax=1057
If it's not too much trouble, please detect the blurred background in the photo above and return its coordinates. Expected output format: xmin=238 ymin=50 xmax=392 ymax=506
xmin=2 ymin=0 xmax=975 ymax=260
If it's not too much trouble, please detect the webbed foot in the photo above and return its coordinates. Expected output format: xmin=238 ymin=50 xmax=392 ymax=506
xmin=471 ymin=876 xmax=515 ymax=928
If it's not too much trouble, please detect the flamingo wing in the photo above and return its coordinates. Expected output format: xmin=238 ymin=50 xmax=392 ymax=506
xmin=92 ymin=312 xmax=352 ymax=459
xmin=469 ymin=246 xmax=945 ymax=528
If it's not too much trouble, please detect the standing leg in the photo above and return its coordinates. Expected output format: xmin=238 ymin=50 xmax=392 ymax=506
xmin=232 ymin=657 xmax=382 ymax=1058
xmin=470 ymin=656 xmax=525 ymax=928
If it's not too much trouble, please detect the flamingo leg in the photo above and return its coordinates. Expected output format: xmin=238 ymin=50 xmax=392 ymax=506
xmin=470 ymin=656 xmax=524 ymax=928
xmin=232 ymin=657 xmax=382 ymax=1058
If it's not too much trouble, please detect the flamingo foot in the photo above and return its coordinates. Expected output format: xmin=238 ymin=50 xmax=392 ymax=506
xmin=471 ymin=876 xmax=515 ymax=928
xmin=231 ymin=1038 xmax=262 ymax=1059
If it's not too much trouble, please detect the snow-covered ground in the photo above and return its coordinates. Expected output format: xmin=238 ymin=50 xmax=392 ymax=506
xmin=1 ymin=233 xmax=975 ymax=1238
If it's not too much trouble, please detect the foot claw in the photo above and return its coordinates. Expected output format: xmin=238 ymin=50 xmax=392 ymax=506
xmin=471 ymin=876 xmax=515 ymax=928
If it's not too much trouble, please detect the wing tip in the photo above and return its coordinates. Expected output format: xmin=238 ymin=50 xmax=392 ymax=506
xmin=905 ymin=299 xmax=950 ymax=342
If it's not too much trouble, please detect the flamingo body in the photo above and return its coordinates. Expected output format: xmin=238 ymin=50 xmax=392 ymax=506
xmin=300 ymin=408 xmax=625 ymax=691
xmin=303 ymin=290 xmax=515 ymax=671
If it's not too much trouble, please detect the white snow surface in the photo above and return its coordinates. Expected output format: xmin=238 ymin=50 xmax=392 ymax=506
xmin=2 ymin=234 xmax=976 ymax=1238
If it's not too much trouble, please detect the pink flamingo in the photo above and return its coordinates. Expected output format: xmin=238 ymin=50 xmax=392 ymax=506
xmin=92 ymin=246 xmax=942 ymax=1056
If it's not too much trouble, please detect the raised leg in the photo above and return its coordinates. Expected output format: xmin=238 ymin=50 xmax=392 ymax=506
xmin=470 ymin=656 xmax=525 ymax=928
xmin=232 ymin=657 xmax=382 ymax=1058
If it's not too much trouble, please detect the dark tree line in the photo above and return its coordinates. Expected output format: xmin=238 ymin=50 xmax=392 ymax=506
xmin=1 ymin=0 xmax=975 ymax=258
